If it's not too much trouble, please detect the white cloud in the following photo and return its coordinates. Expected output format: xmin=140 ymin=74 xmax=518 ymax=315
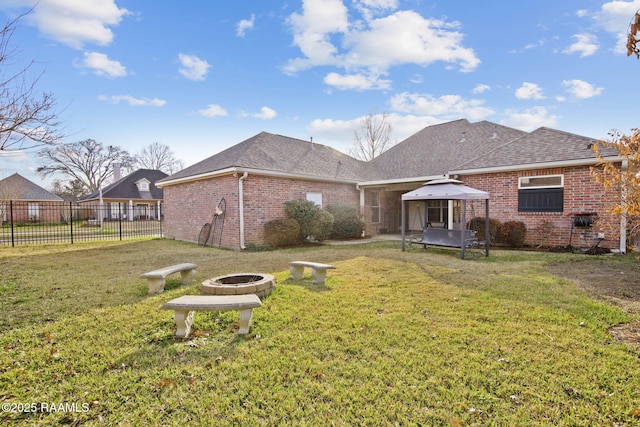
xmin=236 ymin=14 xmax=255 ymax=37
xmin=5 ymin=0 xmax=129 ymax=49
xmin=284 ymin=0 xmax=349 ymax=73
xmin=353 ymin=0 xmax=398 ymax=21
xmin=284 ymin=1 xmax=479 ymax=86
xmin=78 ymin=51 xmax=127 ymax=78
xmin=515 ymin=82 xmax=545 ymax=100
xmin=251 ymin=106 xmax=277 ymax=119
xmin=323 ymin=72 xmax=391 ymax=90
xmin=98 ymin=95 xmax=166 ymax=107
xmin=502 ymin=107 xmax=558 ymax=131
xmin=389 ymin=92 xmax=494 ymax=120
xmin=562 ymin=79 xmax=604 ymax=99
xmin=563 ymin=33 xmax=599 ymax=57
xmin=593 ymin=0 xmax=640 ymax=54
xmin=472 ymin=84 xmax=490 ymax=94
xmin=198 ymin=104 xmax=228 ymax=118
xmin=178 ymin=54 xmax=211 ymax=81
xmin=576 ymin=9 xmax=588 ymax=18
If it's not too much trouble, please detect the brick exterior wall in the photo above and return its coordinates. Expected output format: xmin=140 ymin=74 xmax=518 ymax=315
xmin=2 ymin=201 xmax=62 ymax=224
xmin=163 ymin=164 xmax=622 ymax=250
xmin=460 ymin=165 xmax=620 ymax=249
xmin=163 ymin=173 xmax=359 ymax=250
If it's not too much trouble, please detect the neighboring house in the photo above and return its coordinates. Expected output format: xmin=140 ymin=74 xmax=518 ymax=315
xmin=0 ymin=173 xmax=63 ymax=224
xmin=157 ymin=119 xmax=624 ymax=251
xmin=80 ymin=169 xmax=168 ymax=221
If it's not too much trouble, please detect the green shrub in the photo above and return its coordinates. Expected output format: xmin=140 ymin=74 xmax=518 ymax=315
xmin=467 ymin=217 xmax=501 ymax=244
xmin=311 ymin=210 xmax=334 ymax=242
xmin=284 ymin=200 xmax=320 ymax=241
xmin=327 ymin=204 xmax=364 ymax=239
xmin=263 ymin=217 xmax=301 ymax=248
xmin=498 ymin=220 xmax=527 ymax=248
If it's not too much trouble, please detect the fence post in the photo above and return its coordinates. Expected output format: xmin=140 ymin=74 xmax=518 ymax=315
xmin=69 ymin=202 xmax=74 ymax=244
xmin=119 ymin=203 xmax=123 ymax=240
xmin=10 ymin=200 xmax=15 ymax=247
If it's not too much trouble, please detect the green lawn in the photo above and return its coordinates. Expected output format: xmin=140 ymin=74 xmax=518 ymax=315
xmin=0 ymin=239 xmax=638 ymax=426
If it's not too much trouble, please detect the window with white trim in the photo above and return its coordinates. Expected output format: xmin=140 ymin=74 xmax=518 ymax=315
xmin=518 ymin=174 xmax=564 ymax=212
xmin=427 ymin=200 xmax=448 ymax=226
xmin=28 ymin=203 xmax=39 ymax=221
xmin=306 ymin=192 xmax=322 ymax=207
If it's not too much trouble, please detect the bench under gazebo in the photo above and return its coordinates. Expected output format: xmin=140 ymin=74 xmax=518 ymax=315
xmin=401 ymin=179 xmax=490 ymax=259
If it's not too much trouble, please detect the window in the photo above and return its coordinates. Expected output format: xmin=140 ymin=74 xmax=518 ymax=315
xmin=28 ymin=203 xmax=39 ymax=221
xmin=136 ymin=179 xmax=150 ymax=192
xmin=306 ymin=192 xmax=322 ymax=206
xmin=518 ymin=175 xmax=563 ymax=189
xmin=518 ymin=174 xmax=564 ymax=212
xmin=371 ymin=191 xmax=381 ymax=223
xmin=426 ymin=200 xmax=448 ymax=226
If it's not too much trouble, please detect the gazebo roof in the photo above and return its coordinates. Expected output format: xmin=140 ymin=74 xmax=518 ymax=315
xmin=401 ymin=179 xmax=489 ymax=201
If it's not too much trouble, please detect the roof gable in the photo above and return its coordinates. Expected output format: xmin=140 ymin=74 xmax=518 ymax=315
xmin=81 ymin=169 xmax=168 ymax=201
xmin=0 ymin=173 xmax=63 ymax=201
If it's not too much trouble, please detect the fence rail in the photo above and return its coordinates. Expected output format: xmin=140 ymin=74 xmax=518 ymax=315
xmin=1 ymin=201 xmax=163 ymax=247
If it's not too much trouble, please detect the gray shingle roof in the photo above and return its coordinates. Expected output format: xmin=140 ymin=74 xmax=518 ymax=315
xmin=0 ymin=173 xmax=63 ymax=201
xmin=159 ymin=120 xmax=619 ymax=185
xmin=369 ymin=119 xmax=528 ymax=179
xmin=81 ymin=169 xmax=168 ymax=201
xmin=162 ymin=132 xmax=371 ymax=182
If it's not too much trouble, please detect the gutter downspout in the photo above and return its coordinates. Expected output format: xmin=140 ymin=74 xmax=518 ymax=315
xmin=238 ymin=172 xmax=248 ymax=249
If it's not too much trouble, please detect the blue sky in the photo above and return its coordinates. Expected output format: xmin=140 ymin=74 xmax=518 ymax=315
xmin=1 ymin=0 xmax=639 ymax=187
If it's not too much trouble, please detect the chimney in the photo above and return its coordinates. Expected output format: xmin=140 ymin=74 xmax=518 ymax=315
xmin=113 ymin=163 xmax=121 ymax=182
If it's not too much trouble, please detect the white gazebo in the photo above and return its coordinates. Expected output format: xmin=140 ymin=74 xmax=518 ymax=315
xmin=401 ymin=179 xmax=490 ymax=258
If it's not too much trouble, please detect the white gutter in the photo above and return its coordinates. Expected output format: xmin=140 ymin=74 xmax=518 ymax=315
xmin=157 ymin=167 xmax=359 ymax=188
xmin=238 ymin=172 xmax=248 ymax=249
xmin=449 ymin=156 xmax=622 ymax=176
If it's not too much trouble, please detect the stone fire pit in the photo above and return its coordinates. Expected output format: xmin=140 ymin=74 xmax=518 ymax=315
xmin=201 ymin=273 xmax=276 ymax=298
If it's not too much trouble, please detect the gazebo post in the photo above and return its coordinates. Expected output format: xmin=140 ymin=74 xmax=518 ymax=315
xmin=485 ymin=199 xmax=490 ymax=257
xmin=401 ymin=199 xmax=406 ymax=251
xmin=460 ymin=199 xmax=467 ymax=259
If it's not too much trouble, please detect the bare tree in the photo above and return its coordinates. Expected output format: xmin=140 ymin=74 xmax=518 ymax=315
xmin=37 ymin=139 xmax=133 ymax=193
xmin=134 ymin=142 xmax=184 ymax=174
xmin=0 ymin=12 xmax=62 ymax=151
xmin=50 ymin=178 xmax=87 ymax=202
xmin=349 ymin=109 xmax=394 ymax=161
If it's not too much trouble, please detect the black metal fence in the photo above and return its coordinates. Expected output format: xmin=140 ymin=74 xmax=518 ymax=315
xmin=0 ymin=201 xmax=163 ymax=247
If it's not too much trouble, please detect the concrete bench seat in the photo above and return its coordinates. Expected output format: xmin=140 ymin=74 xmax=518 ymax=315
xmin=161 ymin=294 xmax=262 ymax=337
xmin=140 ymin=263 xmax=198 ymax=294
xmin=289 ymin=261 xmax=336 ymax=284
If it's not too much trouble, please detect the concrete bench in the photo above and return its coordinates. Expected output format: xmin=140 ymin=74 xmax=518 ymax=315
xmin=161 ymin=294 xmax=262 ymax=337
xmin=140 ymin=263 xmax=198 ymax=294
xmin=289 ymin=261 xmax=336 ymax=284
